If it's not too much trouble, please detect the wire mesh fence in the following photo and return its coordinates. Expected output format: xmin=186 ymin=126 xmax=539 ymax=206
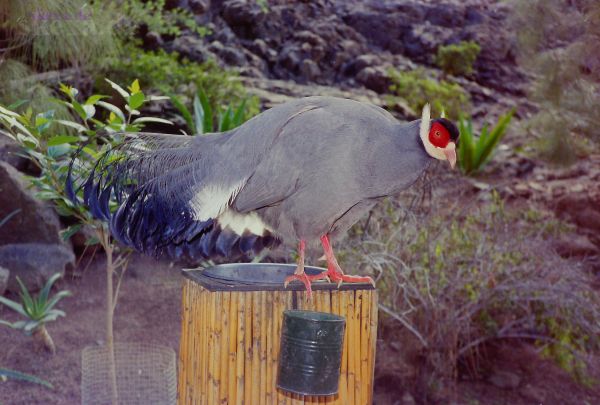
xmin=81 ymin=342 xmax=176 ymax=405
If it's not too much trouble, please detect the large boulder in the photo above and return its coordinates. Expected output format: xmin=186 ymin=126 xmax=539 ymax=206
xmin=0 ymin=243 xmax=74 ymax=293
xmin=0 ymin=162 xmax=66 ymax=246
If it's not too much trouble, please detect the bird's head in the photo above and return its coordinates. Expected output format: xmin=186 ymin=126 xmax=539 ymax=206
xmin=419 ymin=104 xmax=460 ymax=169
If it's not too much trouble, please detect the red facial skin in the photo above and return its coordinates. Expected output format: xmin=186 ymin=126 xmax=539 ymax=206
xmin=429 ymin=122 xmax=451 ymax=148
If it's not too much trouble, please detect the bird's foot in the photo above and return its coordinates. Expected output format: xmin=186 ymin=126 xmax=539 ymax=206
xmin=326 ymin=269 xmax=376 ymax=288
xmin=284 ymin=272 xmax=314 ymax=297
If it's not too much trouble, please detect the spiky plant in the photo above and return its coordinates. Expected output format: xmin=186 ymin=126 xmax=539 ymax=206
xmin=0 ymin=273 xmax=71 ymax=354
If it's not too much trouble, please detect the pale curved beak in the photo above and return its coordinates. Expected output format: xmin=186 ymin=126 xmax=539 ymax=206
xmin=444 ymin=142 xmax=457 ymax=169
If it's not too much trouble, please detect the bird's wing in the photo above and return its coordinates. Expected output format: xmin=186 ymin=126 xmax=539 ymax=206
xmin=68 ymin=132 xmax=276 ymax=260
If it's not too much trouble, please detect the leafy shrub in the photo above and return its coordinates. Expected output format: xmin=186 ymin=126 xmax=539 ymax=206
xmin=120 ymin=0 xmax=210 ymax=42
xmin=457 ymin=110 xmax=514 ymax=175
xmin=171 ymin=87 xmax=252 ymax=134
xmin=0 ymin=273 xmax=70 ymax=353
xmin=342 ymin=189 xmax=600 ymax=399
xmin=435 ymin=41 xmax=481 ymax=76
xmin=105 ymin=46 xmax=257 ymax=119
xmin=387 ymin=68 xmax=471 ymax=120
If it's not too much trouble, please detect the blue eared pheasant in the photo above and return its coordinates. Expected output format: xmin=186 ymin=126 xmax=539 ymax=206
xmin=68 ymin=96 xmax=459 ymax=296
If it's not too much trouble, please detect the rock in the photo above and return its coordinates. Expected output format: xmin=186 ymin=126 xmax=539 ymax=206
xmin=0 ymin=266 xmax=8 ymax=296
xmin=0 ymin=135 xmax=28 ymax=171
xmin=553 ymin=234 xmax=599 ymax=258
xmin=187 ymin=0 xmax=208 ymax=14
xmin=299 ymin=59 xmax=321 ymax=81
xmin=0 ymin=243 xmax=74 ymax=293
xmin=344 ymin=54 xmax=381 ymax=76
xmin=401 ymin=391 xmax=416 ymax=405
xmin=219 ymin=46 xmax=247 ymax=66
xmin=0 ymin=162 xmax=65 ymax=246
xmin=221 ymin=0 xmax=264 ymax=39
xmin=143 ymin=31 xmax=163 ymax=51
xmin=171 ymin=35 xmax=212 ymax=63
xmin=488 ymin=370 xmax=521 ymax=389
xmin=356 ymin=66 xmax=390 ymax=94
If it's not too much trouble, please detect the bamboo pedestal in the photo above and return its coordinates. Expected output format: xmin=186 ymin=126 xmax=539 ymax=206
xmin=178 ymin=264 xmax=378 ymax=405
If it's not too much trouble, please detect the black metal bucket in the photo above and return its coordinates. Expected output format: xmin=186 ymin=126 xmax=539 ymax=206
xmin=277 ymin=310 xmax=345 ymax=396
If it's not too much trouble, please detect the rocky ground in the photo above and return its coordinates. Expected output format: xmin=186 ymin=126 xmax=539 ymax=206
xmin=1 ymin=0 xmax=599 ymax=403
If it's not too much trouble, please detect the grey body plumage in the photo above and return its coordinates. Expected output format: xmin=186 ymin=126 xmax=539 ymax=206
xmin=69 ymin=96 xmax=433 ymax=262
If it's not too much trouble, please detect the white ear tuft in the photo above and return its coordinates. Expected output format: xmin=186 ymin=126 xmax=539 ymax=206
xmin=419 ymin=103 xmax=431 ymax=147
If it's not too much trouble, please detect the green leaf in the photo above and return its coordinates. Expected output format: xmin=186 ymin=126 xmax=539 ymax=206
xmin=84 ymin=95 xmax=108 ymax=105
xmin=105 ymin=78 xmax=129 ymax=99
xmin=232 ymin=99 xmax=247 ymax=127
xmin=97 ymin=101 xmax=126 ymax=122
xmin=71 ymin=100 xmax=88 ymax=121
xmin=128 ymin=79 xmax=141 ymax=94
xmin=45 ymin=291 xmax=71 ymax=312
xmin=197 ymin=88 xmax=213 ymax=133
xmin=0 ymin=368 xmax=53 ymax=389
xmin=47 ymin=135 xmax=81 ymax=146
xmin=54 ymin=119 xmax=87 ymax=133
xmin=128 ymin=92 xmax=145 ymax=110
xmin=218 ymin=105 xmax=233 ymax=131
xmin=60 ymin=224 xmax=82 ymax=241
xmin=170 ymin=94 xmax=195 ymax=134
xmin=7 ymin=100 xmax=28 ymax=110
xmin=132 ymin=117 xmax=173 ymax=125
xmin=48 ymin=144 xmax=72 ymax=159
xmin=38 ymin=273 xmax=62 ymax=309
xmin=193 ymin=94 xmax=204 ymax=134
xmin=0 ymin=295 xmax=28 ymax=318
xmin=16 ymin=277 xmax=35 ymax=317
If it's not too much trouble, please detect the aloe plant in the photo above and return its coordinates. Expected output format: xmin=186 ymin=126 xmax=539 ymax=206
xmin=457 ymin=110 xmax=514 ymax=175
xmin=0 ymin=368 xmax=53 ymax=388
xmin=170 ymin=87 xmax=249 ymax=135
xmin=0 ymin=273 xmax=70 ymax=354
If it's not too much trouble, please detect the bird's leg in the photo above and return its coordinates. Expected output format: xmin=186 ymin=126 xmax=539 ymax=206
xmin=320 ymin=234 xmax=375 ymax=287
xmin=283 ymin=240 xmax=314 ymax=297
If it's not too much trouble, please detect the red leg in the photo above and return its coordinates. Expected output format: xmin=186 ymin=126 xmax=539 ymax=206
xmin=284 ymin=240 xmax=315 ymax=297
xmin=319 ymin=234 xmax=375 ymax=287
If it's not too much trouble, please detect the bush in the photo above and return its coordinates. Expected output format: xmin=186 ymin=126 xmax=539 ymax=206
xmin=435 ymin=41 xmax=481 ymax=76
xmin=342 ymin=189 xmax=600 ymax=399
xmin=105 ymin=46 xmax=258 ymax=120
xmin=387 ymin=68 xmax=471 ymax=120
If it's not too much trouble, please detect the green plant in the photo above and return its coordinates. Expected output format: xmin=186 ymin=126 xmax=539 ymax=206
xmin=120 ymin=0 xmax=210 ymax=42
xmin=0 ymin=273 xmax=70 ymax=353
xmin=105 ymin=47 xmax=258 ymax=119
xmin=171 ymin=87 xmax=251 ymax=134
xmin=387 ymin=68 xmax=471 ymax=120
xmin=0 ymin=79 xmax=168 ymax=404
xmin=0 ymin=368 xmax=53 ymax=388
xmin=435 ymin=41 xmax=481 ymax=76
xmin=457 ymin=110 xmax=514 ymax=175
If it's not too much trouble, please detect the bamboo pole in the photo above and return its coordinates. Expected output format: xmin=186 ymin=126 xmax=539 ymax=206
xmin=354 ymin=291 xmax=363 ymax=404
xmin=220 ymin=292 xmax=231 ymax=403
xmin=360 ymin=290 xmax=370 ymax=405
xmin=235 ymin=291 xmax=245 ymax=405
xmin=244 ymin=293 xmax=253 ymax=404
xmin=266 ymin=292 xmax=274 ymax=404
xmin=252 ymin=292 xmax=261 ymax=405
xmin=228 ymin=293 xmax=238 ymax=404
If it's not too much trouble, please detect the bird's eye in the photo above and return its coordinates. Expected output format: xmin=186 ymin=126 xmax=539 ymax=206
xmin=434 ymin=131 xmax=441 ymax=137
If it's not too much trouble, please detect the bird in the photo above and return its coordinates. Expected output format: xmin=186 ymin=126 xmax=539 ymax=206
xmin=68 ymin=96 xmax=459 ymax=296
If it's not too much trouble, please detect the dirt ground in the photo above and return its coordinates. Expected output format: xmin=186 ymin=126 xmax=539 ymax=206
xmin=1 ymin=253 xmax=599 ymax=404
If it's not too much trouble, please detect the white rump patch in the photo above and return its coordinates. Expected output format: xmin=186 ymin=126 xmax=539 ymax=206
xmin=217 ymin=210 xmax=271 ymax=235
xmin=189 ymin=182 xmax=244 ymax=221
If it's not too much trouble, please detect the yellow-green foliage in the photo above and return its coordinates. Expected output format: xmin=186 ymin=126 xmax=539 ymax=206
xmin=106 ymin=46 xmax=258 ymax=119
xmin=435 ymin=41 xmax=481 ymax=76
xmin=387 ymin=68 xmax=471 ymax=120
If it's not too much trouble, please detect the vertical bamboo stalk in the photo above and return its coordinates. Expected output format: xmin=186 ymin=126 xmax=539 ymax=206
xmin=360 ymin=290 xmax=370 ymax=405
xmin=201 ymin=288 xmax=209 ymax=404
xmin=252 ymin=292 xmax=261 ymax=405
xmin=228 ymin=292 xmax=238 ymax=404
xmin=353 ymin=291 xmax=363 ymax=404
xmin=235 ymin=291 xmax=246 ymax=405
xmin=244 ymin=293 xmax=253 ymax=405
xmin=266 ymin=291 xmax=274 ymax=404
xmin=219 ymin=292 xmax=230 ymax=403
xmin=347 ymin=291 xmax=356 ymax=405
xmin=369 ymin=291 xmax=378 ymax=405
xmin=259 ymin=291 xmax=268 ymax=405
xmin=338 ymin=291 xmax=349 ymax=405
